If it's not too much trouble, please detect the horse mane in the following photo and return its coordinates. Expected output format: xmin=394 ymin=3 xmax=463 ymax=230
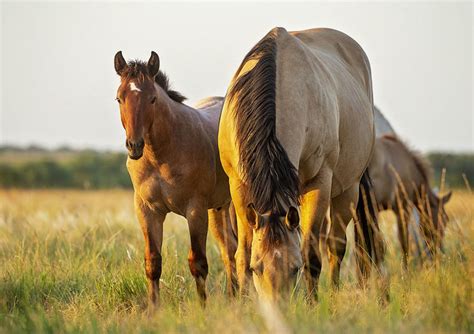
xmin=382 ymin=134 xmax=433 ymax=183
xmin=121 ymin=60 xmax=186 ymax=103
xmin=227 ymin=29 xmax=300 ymax=217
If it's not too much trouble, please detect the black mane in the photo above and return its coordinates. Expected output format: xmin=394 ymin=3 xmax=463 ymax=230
xmin=121 ymin=60 xmax=186 ymax=103
xmin=227 ymin=29 xmax=300 ymax=215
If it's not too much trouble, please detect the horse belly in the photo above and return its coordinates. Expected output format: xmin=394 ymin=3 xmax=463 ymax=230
xmin=208 ymin=166 xmax=231 ymax=209
xmin=208 ymin=183 xmax=231 ymax=209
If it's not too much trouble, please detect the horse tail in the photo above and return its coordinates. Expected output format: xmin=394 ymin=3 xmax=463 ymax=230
xmin=354 ymin=169 xmax=385 ymax=280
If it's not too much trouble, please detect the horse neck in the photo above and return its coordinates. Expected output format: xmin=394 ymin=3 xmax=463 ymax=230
xmin=413 ymin=175 xmax=433 ymax=208
xmin=144 ymin=90 xmax=201 ymax=163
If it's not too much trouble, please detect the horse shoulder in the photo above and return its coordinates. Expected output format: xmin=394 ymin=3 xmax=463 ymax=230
xmin=291 ymin=29 xmax=374 ymax=190
xmin=274 ymin=30 xmax=342 ymax=181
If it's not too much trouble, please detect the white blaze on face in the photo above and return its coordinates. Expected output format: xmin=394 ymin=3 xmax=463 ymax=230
xmin=129 ymin=82 xmax=141 ymax=92
xmin=273 ymin=249 xmax=282 ymax=259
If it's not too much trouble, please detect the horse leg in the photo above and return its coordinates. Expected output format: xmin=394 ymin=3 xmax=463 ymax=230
xmin=208 ymin=205 xmax=238 ymax=296
xmin=409 ymin=208 xmax=427 ymax=263
xmin=186 ymin=205 xmax=209 ymax=305
xmin=327 ymin=185 xmax=358 ymax=288
xmin=228 ymin=178 xmax=253 ymax=296
xmin=135 ymin=195 xmax=166 ymax=308
xmin=300 ymin=170 xmax=332 ymax=299
xmin=394 ymin=206 xmax=410 ymax=269
xmin=418 ymin=211 xmax=437 ymax=260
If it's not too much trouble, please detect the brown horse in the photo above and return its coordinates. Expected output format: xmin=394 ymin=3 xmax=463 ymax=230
xmin=369 ymin=135 xmax=452 ymax=267
xmin=218 ymin=27 xmax=384 ymax=300
xmin=114 ymin=51 xmax=237 ymax=306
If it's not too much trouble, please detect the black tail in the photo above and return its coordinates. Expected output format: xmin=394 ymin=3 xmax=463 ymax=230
xmin=356 ymin=170 xmax=378 ymax=259
xmin=354 ymin=169 xmax=384 ymax=279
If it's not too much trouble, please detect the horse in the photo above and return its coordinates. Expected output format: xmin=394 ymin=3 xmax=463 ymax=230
xmin=368 ymin=134 xmax=452 ymax=267
xmin=113 ymin=51 xmax=237 ymax=306
xmin=374 ymin=106 xmax=396 ymax=137
xmin=218 ymin=27 xmax=384 ymax=300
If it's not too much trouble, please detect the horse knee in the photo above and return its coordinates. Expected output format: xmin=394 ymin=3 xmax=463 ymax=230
xmin=145 ymin=253 xmax=162 ymax=281
xmin=219 ymin=236 xmax=237 ymax=266
xmin=188 ymin=250 xmax=208 ymax=280
xmin=328 ymin=245 xmax=345 ymax=287
xmin=328 ymin=235 xmax=347 ymax=261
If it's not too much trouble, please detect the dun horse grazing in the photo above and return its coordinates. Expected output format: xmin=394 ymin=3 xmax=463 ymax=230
xmin=114 ymin=51 xmax=237 ymax=306
xmin=369 ymin=135 xmax=452 ymax=267
xmin=218 ymin=27 xmax=385 ymax=300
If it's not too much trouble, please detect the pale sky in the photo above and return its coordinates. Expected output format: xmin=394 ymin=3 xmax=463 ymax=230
xmin=1 ymin=1 xmax=472 ymax=152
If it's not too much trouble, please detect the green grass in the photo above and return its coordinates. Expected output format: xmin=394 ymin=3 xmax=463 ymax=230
xmin=0 ymin=190 xmax=472 ymax=333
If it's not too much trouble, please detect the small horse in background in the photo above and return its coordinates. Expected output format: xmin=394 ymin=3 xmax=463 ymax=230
xmin=219 ymin=27 xmax=384 ymax=300
xmin=114 ymin=51 xmax=237 ymax=307
xmin=369 ymin=135 xmax=452 ymax=268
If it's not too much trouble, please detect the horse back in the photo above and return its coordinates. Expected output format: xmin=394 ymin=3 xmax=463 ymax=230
xmin=291 ymin=28 xmax=373 ymax=98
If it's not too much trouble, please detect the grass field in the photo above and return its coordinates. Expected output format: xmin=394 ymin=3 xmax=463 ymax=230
xmin=0 ymin=189 xmax=472 ymax=333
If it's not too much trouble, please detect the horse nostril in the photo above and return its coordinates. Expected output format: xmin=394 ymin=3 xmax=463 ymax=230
xmin=126 ymin=139 xmax=144 ymax=151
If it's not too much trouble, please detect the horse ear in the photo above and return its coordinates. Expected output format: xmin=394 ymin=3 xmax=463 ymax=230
xmin=114 ymin=51 xmax=128 ymax=76
xmin=442 ymin=191 xmax=453 ymax=204
xmin=285 ymin=206 xmax=299 ymax=230
xmin=147 ymin=51 xmax=160 ymax=77
xmin=246 ymin=203 xmax=259 ymax=229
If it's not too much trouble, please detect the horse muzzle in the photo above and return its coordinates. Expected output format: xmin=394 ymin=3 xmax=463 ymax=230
xmin=126 ymin=138 xmax=145 ymax=160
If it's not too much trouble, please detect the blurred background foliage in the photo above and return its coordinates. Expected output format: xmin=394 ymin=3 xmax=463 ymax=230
xmin=0 ymin=146 xmax=130 ymax=189
xmin=0 ymin=146 xmax=472 ymax=189
xmin=428 ymin=152 xmax=473 ymax=189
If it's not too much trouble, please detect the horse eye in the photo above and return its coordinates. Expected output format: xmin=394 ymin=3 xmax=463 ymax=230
xmin=250 ymin=265 xmax=262 ymax=276
xmin=151 ymin=96 xmax=157 ymax=104
xmin=115 ymin=97 xmax=121 ymax=104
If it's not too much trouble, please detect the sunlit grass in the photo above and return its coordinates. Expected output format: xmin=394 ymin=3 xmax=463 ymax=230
xmin=0 ymin=190 xmax=472 ymax=333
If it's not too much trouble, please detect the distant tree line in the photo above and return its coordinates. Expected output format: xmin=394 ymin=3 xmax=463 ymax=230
xmin=0 ymin=149 xmax=131 ymax=189
xmin=427 ymin=152 xmax=473 ymax=190
xmin=0 ymin=147 xmax=472 ymax=189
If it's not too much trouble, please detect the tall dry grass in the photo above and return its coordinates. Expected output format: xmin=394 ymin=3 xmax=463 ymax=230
xmin=0 ymin=189 xmax=472 ymax=333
